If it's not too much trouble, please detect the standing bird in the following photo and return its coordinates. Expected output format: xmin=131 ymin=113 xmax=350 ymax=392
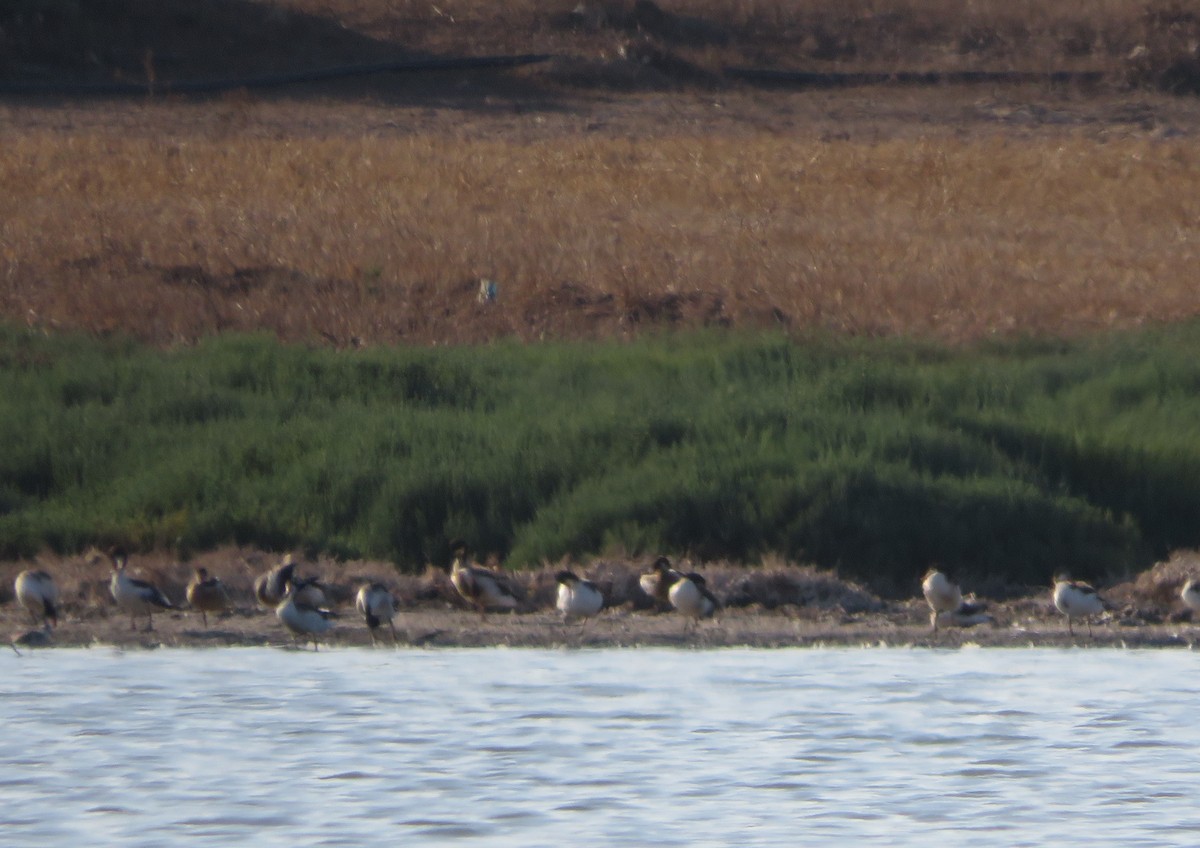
xmin=669 ymin=571 xmax=720 ymax=627
xmin=555 ymin=570 xmax=604 ymax=623
xmin=1181 ymin=578 xmax=1200 ymax=618
xmin=107 ymin=547 xmax=175 ymax=632
xmin=276 ymin=579 xmax=337 ymax=650
xmin=14 ymin=569 xmax=59 ymax=629
xmin=639 ymin=556 xmax=682 ymax=610
xmin=186 ymin=567 xmax=230 ymax=629
xmin=921 ymin=568 xmax=992 ymax=633
xmin=1053 ymin=574 xmax=1107 ymax=637
xmin=448 ymin=543 xmax=519 ymax=619
xmin=355 ymin=583 xmax=399 ymax=646
xmin=254 ymin=556 xmax=299 ymax=609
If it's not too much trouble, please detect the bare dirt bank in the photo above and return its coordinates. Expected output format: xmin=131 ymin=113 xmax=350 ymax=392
xmin=6 ymin=548 xmax=1200 ymax=650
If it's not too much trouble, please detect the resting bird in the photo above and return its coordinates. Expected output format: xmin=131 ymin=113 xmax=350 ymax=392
xmin=186 ymin=567 xmax=230 ymax=629
xmin=669 ymin=571 xmax=719 ymax=627
xmin=448 ymin=543 xmax=519 ymax=619
xmin=1181 ymin=578 xmax=1200 ymax=617
xmin=14 ymin=569 xmax=59 ymax=629
xmin=1053 ymin=574 xmax=1107 ymax=637
xmin=555 ymin=570 xmax=604 ymax=623
xmin=276 ymin=579 xmax=337 ymax=650
xmin=107 ymin=547 xmax=175 ymax=632
xmin=254 ymin=556 xmax=299 ymax=609
xmin=355 ymin=583 xmax=399 ymax=646
xmin=921 ymin=568 xmax=992 ymax=633
xmin=639 ymin=556 xmax=682 ymax=610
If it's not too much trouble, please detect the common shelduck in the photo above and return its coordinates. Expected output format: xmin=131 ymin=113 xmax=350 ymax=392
xmin=255 ymin=555 xmax=302 ymax=609
xmin=14 ymin=569 xmax=59 ymax=628
xmin=555 ymin=570 xmax=604 ymax=622
xmin=186 ymin=567 xmax=230 ymax=628
xmin=921 ymin=568 xmax=992 ymax=632
xmin=1181 ymin=578 xmax=1200 ymax=617
xmin=1053 ymin=575 xmax=1107 ymax=637
xmin=107 ymin=547 xmax=176 ymax=632
xmin=669 ymin=571 xmax=719 ymax=625
xmin=276 ymin=579 xmax=336 ymax=650
xmin=639 ymin=556 xmax=682 ymax=610
xmin=448 ymin=543 xmax=519 ymax=618
xmin=355 ymin=583 xmax=398 ymax=646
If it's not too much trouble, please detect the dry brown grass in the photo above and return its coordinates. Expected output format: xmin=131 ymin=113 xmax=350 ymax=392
xmin=3 ymin=126 xmax=1200 ymax=345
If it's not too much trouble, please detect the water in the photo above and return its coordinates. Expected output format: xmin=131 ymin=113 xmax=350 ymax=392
xmin=4 ymin=647 xmax=1200 ymax=846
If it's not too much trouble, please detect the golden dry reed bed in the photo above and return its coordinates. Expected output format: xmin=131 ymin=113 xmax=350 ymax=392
xmin=3 ymin=130 xmax=1199 ymax=346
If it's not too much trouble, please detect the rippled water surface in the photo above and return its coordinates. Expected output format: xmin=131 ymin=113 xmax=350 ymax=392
xmin=4 ymin=647 xmax=1200 ymax=846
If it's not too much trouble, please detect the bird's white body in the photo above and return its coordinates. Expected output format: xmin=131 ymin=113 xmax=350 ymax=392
xmin=921 ymin=569 xmax=990 ymax=632
xmin=355 ymin=583 xmax=398 ymax=645
xmin=110 ymin=561 xmax=174 ymax=631
xmin=556 ymin=574 xmax=604 ymax=621
xmin=276 ymin=591 xmax=335 ymax=649
xmin=922 ymin=570 xmax=963 ymax=615
xmin=669 ymin=574 xmax=718 ymax=621
xmin=14 ymin=570 xmax=58 ymax=627
xmin=1181 ymin=579 xmax=1200 ymax=615
xmin=1054 ymin=579 xmax=1105 ymax=636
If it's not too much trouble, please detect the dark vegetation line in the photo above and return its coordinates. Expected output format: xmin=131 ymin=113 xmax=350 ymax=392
xmin=3 ymin=323 xmax=1200 ymax=596
xmin=0 ymin=54 xmax=553 ymax=96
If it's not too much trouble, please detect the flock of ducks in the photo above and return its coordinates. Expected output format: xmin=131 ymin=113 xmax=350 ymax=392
xmin=9 ymin=547 xmax=1200 ymax=650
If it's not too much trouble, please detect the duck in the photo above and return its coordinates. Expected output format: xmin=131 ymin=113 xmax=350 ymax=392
xmin=448 ymin=542 xmax=519 ymax=619
xmin=186 ymin=567 xmax=230 ymax=628
xmin=1053 ymin=574 xmax=1107 ymax=637
xmin=555 ymin=570 xmax=604 ymax=622
xmin=14 ymin=569 xmax=59 ymax=629
xmin=254 ymin=555 xmax=299 ymax=609
xmin=355 ymin=583 xmax=398 ymax=646
xmin=107 ymin=547 xmax=176 ymax=632
xmin=1181 ymin=578 xmax=1200 ymax=617
xmin=668 ymin=570 xmax=720 ymax=626
xmin=10 ymin=623 xmax=53 ymax=654
xmin=276 ymin=579 xmax=337 ymax=650
xmin=639 ymin=556 xmax=682 ymax=610
xmin=921 ymin=568 xmax=992 ymax=632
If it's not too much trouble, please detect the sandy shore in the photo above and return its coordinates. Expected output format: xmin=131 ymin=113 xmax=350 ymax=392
xmin=6 ymin=548 xmax=1200 ymax=651
xmin=7 ymin=594 xmax=1200 ymax=652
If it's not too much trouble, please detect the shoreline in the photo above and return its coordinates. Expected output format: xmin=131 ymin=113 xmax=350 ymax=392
xmin=7 ymin=548 xmax=1200 ymax=651
xmin=9 ymin=606 xmax=1200 ymax=651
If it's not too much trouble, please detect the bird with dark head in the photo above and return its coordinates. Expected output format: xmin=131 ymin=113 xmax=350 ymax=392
xmin=447 ymin=541 xmax=519 ymax=620
xmin=186 ymin=567 xmax=230 ymax=629
xmin=356 ymin=583 xmax=399 ymax=646
xmin=555 ymin=570 xmax=604 ymax=623
xmin=106 ymin=546 xmax=175 ymax=632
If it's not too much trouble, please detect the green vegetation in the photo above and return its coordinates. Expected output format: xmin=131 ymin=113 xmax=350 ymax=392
xmin=3 ymin=323 xmax=1200 ymax=592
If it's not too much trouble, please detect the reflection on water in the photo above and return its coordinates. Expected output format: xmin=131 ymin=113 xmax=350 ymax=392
xmin=4 ymin=648 xmax=1200 ymax=846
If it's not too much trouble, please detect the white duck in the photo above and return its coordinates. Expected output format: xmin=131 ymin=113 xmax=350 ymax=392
xmin=669 ymin=571 xmax=719 ymax=626
xmin=355 ymin=583 xmax=398 ymax=646
xmin=1181 ymin=578 xmax=1200 ymax=617
xmin=107 ymin=547 xmax=175 ymax=632
xmin=449 ymin=543 xmax=519 ymax=619
xmin=276 ymin=579 xmax=337 ymax=650
xmin=14 ymin=569 xmax=59 ymax=628
xmin=1053 ymin=574 xmax=1107 ymax=637
xmin=922 ymin=568 xmax=993 ymax=633
xmin=555 ymin=570 xmax=604 ymax=622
